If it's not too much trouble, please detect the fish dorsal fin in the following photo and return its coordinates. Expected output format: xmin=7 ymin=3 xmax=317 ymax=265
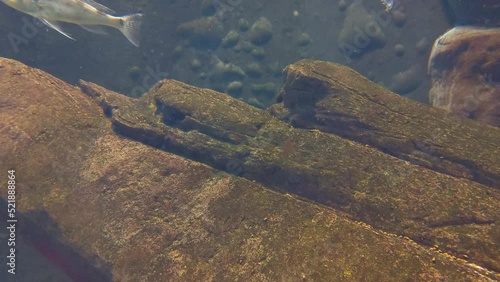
xmin=80 ymin=0 xmax=115 ymax=14
xmin=40 ymin=19 xmax=76 ymax=40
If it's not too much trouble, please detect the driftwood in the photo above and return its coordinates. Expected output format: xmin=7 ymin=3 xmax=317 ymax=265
xmin=81 ymin=69 xmax=500 ymax=273
xmin=2 ymin=57 xmax=496 ymax=280
xmin=272 ymin=59 xmax=500 ymax=189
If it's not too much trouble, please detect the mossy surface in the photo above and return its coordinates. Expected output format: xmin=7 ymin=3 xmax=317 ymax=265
xmin=78 ymin=65 xmax=500 ymax=273
xmin=1 ymin=58 xmax=499 ymax=280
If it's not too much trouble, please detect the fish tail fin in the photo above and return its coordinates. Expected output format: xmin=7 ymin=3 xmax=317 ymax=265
xmin=118 ymin=13 xmax=143 ymax=47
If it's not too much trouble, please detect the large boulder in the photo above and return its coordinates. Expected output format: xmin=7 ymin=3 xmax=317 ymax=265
xmin=428 ymin=26 xmax=500 ymax=128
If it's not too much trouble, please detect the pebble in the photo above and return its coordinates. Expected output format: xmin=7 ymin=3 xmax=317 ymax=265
xmin=221 ymin=30 xmax=239 ymax=48
xmin=392 ymin=11 xmax=407 ymax=27
xmin=248 ymin=17 xmax=273 ymax=46
xmin=416 ymin=37 xmax=430 ymax=55
xmin=394 ymin=44 xmax=405 ymax=56
xmin=297 ymin=33 xmax=312 ymax=46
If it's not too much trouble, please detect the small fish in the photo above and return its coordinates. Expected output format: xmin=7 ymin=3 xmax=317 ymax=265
xmin=0 ymin=0 xmax=143 ymax=46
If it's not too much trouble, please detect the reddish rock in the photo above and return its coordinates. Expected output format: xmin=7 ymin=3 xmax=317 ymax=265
xmin=428 ymin=26 xmax=500 ymax=127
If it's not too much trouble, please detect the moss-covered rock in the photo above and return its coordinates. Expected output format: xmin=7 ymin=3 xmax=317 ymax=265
xmin=177 ymin=16 xmax=224 ymax=49
xmin=429 ymin=26 xmax=500 ymax=128
xmin=248 ymin=17 xmax=273 ymax=46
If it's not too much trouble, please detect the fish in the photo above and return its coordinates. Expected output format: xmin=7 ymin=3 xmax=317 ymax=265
xmin=0 ymin=0 xmax=143 ymax=46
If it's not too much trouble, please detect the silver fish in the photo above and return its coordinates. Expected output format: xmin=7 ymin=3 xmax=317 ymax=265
xmin=0 ymin=0 xmax=143 ymax=46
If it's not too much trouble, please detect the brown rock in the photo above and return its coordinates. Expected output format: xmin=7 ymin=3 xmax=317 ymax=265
xmin=177 ymin=16 xmax=224 ymax=49
xmin=428 ymin=26 xmax=500 ymax=128
xmin=390 ymin=64 xmax=425 ymax=94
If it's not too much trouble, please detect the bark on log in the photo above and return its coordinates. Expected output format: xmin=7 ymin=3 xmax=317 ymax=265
xmin=273 ymin=59 xmax=500 ymax=189
xmin=80 ymin=74 xmax=500 ymax=273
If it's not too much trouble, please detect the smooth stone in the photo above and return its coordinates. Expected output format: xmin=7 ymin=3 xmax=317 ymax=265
xmin=392 ymin=11 xmax=407 ymax=27
xmin=394 ymin=44 xmax=405 ymax=56
xmin=245 ymin=63 xmax=264 ymax=78
xmin=221 ymin=30 xmax=239 ymax=48
xmin=390 ymin=64 xmax=424 ymax=95
xmin=248 ymin=17 xmax=273 ymax=46
xmin=227 ymin=81 xmax=243 ymax=96
xmin=238 ymin=18 xmax=250 ymax=32
xmin=191 ymin=59 xmax=202 ymax=71
xmin=210 ymin=58 xmax=246 ymax=82
xmin=415 ymin=37 xmax=430 ymax=55
xmin=177 ymin=17 xmax=224 ymax=49
xmin=428 ymin=26 xmax=500 ymax=127
xmin=250 ymin=48 xmax=266 ymax=60
xmin=297 ymin=32 xmax=312 ymax=46
xmin=337 ymin=0 xmax=387 ymax=58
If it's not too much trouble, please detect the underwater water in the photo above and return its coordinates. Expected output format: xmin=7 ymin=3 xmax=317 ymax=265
xmin=0 ymin=0 xmax=453 ymax=105
xmin=0 ymin=0 xmax=499 ymax=281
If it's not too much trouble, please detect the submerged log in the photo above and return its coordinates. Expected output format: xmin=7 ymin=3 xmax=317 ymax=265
xmin=80 ymin=73 xmax=500 ymax=273
xmin=273 ymin=59 xmax=500 ymax=189
xmin=2 ymin=58 xmax=496 ymax=280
